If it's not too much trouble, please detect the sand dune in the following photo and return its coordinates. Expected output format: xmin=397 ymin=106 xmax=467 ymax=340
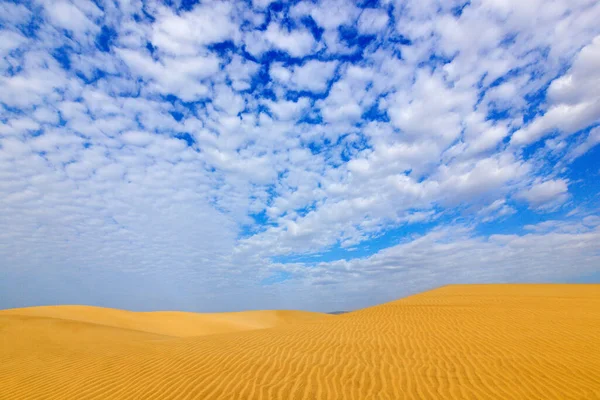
xmin=0 ymin=305 xmax=331 ymax=337
xmin=1 ymin=284 xmax=599 ymax=399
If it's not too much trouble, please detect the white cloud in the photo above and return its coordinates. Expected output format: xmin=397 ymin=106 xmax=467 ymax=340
xmin=252 ymin=0 xmax=276 ymax=10
xmin=33 ymin=107 xmax=60 ymax=124
xmin=316 ymin=65 xmax=378 ymax=124
xmin=263 ymin=97 xmax=310 ymax=121
xmin=387 ymin=69 xmax=474 ymax=144
xmin=0 ymin=54 xmax=69 ymax=108
xmin=0 ymin=2 xmax=31 ymax=25
xmin=121 ymin=131 xmax=156 ymax=147
xmin=292 ymin=0 xmax=360 ymax=30
xmin=297 ymin=222 xmax=600 ymax=309
xmin=270 ymin=60 xmax=338 ymax=92
xmin=225 ymin=55 xmax=259 ymax=91
xmin=117 ymin=48 xmax=220 ymax=101
xmin=567 ymin=126 xmax=600 ymax=161
xmin=512 ymin=35 xmax=600 ymax=146
xmin=290 ymin=0 xmax=361 ymax=54
xmin=213 ymin=84 xmax=246 ymax=115
xmin=478 ymin=199 xmax=516 ymax=222
xmin=0 ymin=30 xmax=27 ymax=59
xmin=263 ymin=23 xmax=315 ymax=57
xmin=291 ymin=60 xmax=338 ymax=91
xmin=151 ymin=2 xmax=239 ymax=55
xmin=42 ymin=0 xmax=101 ymax=36
xmin=357 ymin=8 xmax=389 ymax=35
xmin=517 ymin=179 xmax=569 ymax=210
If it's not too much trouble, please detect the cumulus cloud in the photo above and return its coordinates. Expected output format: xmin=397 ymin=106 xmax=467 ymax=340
xmin=43 ymin=0 xmax=101 ymax=35
xmin=0 ymin=30 xmax=28 ymax=58
xmin=357 ymin=8 xmax=389 ymax=35
xmin=512 ymin=35 xmax=600 ymax=146
xmin=0 ymin=0 xmax=599 ymax=312
xmin=225 ymin=55 xmax=260 ymax=91
xmin=151 ymin=2 xmax=239 ymax=55
xmin=292 ymin=0 xmax=360 ymax=30
xmin=517 ymin=179 xmax=570 ymax=210
xmin=263 ymin=23 xmax=315 ymax=57
xmin=117 ymin=48 xmax=220 ymax=101
xmin=270 ymin=60 xmax=338 ymax=92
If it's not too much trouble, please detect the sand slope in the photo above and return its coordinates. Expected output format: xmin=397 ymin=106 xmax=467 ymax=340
xmin=0 ymin=305 xmax=331 ymax=337
xmin=1 ymin=284 xmax=599 ymax=399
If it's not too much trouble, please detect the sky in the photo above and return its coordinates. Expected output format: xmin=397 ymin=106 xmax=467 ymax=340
xmin=0 ymin=0 xmax=599 ymax=313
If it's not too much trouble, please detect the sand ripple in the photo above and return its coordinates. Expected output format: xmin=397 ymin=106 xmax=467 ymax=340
xmin=1 ymin=284 xmax=599 ymax=399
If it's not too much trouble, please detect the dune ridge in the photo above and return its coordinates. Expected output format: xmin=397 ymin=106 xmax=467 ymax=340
xmin=1 ymin=284 xmax=599 ymax=399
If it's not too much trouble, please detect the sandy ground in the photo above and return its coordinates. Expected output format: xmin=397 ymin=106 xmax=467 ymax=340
xmin=0 ymin=284 xmax=598 ymax=399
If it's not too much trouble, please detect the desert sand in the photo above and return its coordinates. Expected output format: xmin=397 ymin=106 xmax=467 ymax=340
xmin=1 ymin=284 xmax=599 ymax=399
xmin=0 ymin=305 xmax=330 ymax=337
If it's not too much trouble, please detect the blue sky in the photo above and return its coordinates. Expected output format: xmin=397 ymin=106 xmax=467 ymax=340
xmin=0 ymin=0 xmax=599 ymax=312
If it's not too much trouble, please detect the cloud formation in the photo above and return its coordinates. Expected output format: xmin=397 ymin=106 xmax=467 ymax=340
xmin=0 ymin=0 xmax=599 ymax=312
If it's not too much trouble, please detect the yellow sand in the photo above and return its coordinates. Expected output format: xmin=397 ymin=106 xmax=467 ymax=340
xmin=0 ymin=305 xmax=330 ymax=337
xmin=1 ymin=284 xmax=599 ymax=399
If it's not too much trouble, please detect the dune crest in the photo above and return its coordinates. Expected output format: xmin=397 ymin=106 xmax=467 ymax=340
xmin=1 ymin=284 xmax=599 ymax=399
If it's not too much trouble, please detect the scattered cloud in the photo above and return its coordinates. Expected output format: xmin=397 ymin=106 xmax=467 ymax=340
xmin=512 ymin=36 xmax=600 ymax=146
xmin=357 ymin=8 xmax=389 ymax=35
xmin=263 ymin=23 xmax=315 ymax=57
xmin=0 ymin=0 xmax=599 ymax=312
xmin=517 ymin=179 xmax=570 ymax=211
xmin=151 ymin=2 xmax=239 ymax=55
xmin=270 ymin=60 xmax=338 ymax=93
